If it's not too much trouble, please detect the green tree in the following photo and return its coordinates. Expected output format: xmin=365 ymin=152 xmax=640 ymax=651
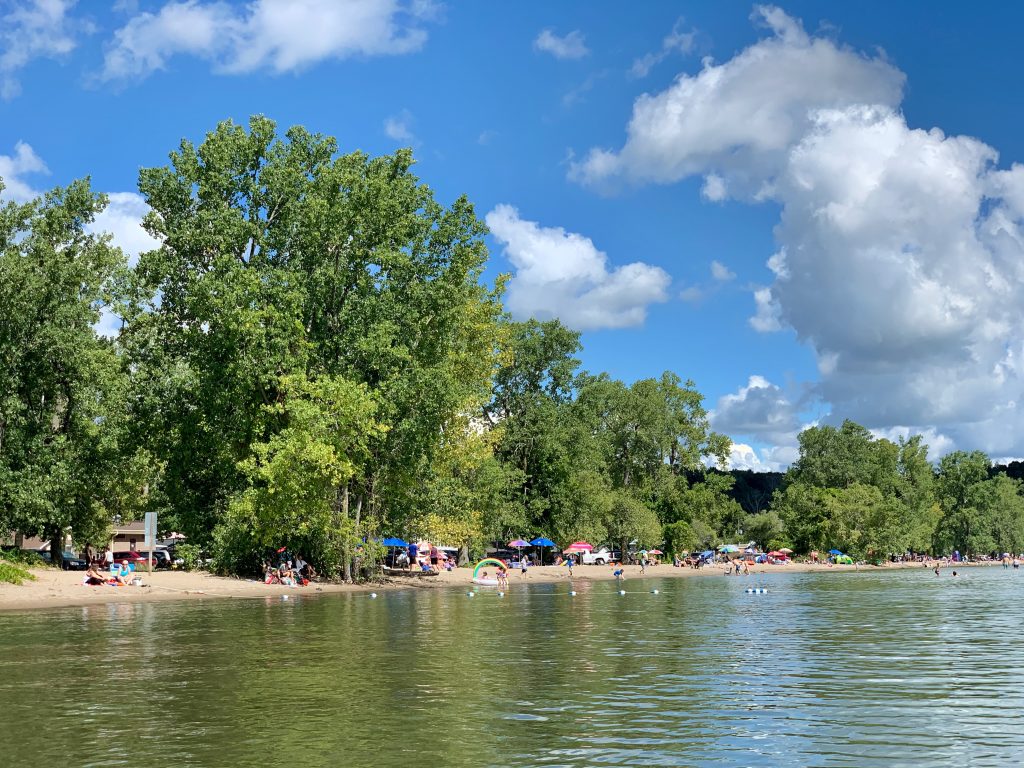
xmin=130 ymin=117 xmax=503 ymax=574
xmin=0 ymin=178 xmax=134 ymax=559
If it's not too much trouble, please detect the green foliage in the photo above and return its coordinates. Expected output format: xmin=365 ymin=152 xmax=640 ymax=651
xmin=0 ymin=548 xmax=47 ymax=567
xmin=744 ymin=511 xmax=787 ymax=551
xmin=663 ymin=520 xmax=697 ymax=555
xmin=0 ymin=175 xmax=139 ymax=556
xmin=174 ymin=543 xmax=202 ymax=571
xmin=0 ymin=560 xmax=36 ymax=585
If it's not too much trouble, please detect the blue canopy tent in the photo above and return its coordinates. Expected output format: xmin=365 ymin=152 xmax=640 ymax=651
xmin=530 ymin=537 xmax=556 ymax=566
xmin=382 ymin=537 xmax=408 ymax=548
xmin=829 ymin=548 xmax=843 ymax=555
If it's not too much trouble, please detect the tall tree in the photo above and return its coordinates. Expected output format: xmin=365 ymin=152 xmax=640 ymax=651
xmin=0 ymin=179 xmax=132 ymax=557
xmin=130 ymin=116 xmax=503 ymax=574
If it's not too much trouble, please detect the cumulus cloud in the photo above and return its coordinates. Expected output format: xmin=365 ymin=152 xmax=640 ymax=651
xmin=0 ymin=141 xmax=48 ymax=202
xmin=710 ymin=260 xmax=735 ymax=281
xmin=711 ymin=375 xmax=804 ymax=446
xmin=485 ymin=204 xmax=670 ymax=331
xmin=87 ymin=192 xmax=162 ymax=266
xmin=569 ymin=4 xmax=904 ymax=190
xmin=383 ymin=109 xmax=416 ymax=143
xmin=533 ymin=28 xmax=588 ymax=60
xmin=573 ymin=5 xmax=1024 ymax=457
xmin=630 ymin=17 xmax=696 ymax=79
xmin=100 ymin=0 xmax=434 ymax=82
xmin=725 ymin=442 xmax=798 ymax=472
xmin=0 ymin=0 xmax=87 ymax=99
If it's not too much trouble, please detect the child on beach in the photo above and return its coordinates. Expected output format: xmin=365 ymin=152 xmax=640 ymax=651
xmin=497 ymin=569 xmax=508 ymax=589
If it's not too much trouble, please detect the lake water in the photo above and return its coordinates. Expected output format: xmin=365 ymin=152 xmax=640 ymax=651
xmin=2 ymin=567 xmax=1023 ymax=767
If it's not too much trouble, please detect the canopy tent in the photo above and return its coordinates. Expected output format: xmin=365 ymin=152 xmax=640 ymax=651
xmin=829 ymin=548 xmax=843 ymax=555
xmin=381 ymin=537 xmax=408 ymax=548
xmin=718 ymin=544 xmax=740 ymax=553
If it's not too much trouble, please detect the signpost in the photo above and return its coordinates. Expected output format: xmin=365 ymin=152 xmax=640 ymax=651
xmin=144 ymin=512 xmax=157 ymax=575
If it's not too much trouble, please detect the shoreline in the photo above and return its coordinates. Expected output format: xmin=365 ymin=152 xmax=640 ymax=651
xmin=0 ymin=559 xmax=994 ymax=613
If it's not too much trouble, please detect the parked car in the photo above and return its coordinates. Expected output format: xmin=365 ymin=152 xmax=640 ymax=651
xmin=36 ymin=550 xmax=88 ymax=570
xmin=581 ymin=547 xmax=620 ymax=565
xmin=136 ymin=548 xmax=172 ymax=568
xmin=111 ymin=550 xmax=148 ymax=564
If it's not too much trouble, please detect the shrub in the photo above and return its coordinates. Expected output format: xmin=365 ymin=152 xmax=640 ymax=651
xmin=175 ymin=543 xmax=202 ymax=571
xmin=0 ymin=561 xmax=37 ymax=585
xmin=0 ymin=548 xmax=47 ymax=567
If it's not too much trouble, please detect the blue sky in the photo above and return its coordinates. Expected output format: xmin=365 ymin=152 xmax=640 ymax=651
xmin=4 ymin=1 xmax=1024 ymax=469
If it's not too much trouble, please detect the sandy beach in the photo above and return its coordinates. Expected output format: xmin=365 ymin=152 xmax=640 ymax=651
xmin=0 ymin=559 xmax=979 ymax=612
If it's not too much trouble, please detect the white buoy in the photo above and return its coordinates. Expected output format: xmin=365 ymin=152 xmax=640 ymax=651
xmin=282 ymin=595 xmax=289 ymax=600
xmin=569 ymin=590 xmax=577 ymax=596
xmin=619 ymin=589 xmax=626 ymax=595
xmin=467 ymin=591 xmax=475 ymax=597
xmin=369 ymin=592 xmax=378 ymax=599
xmin=651 ymin=589 xmax=659 ymax=594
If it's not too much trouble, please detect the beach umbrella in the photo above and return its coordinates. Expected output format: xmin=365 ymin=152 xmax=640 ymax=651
xmin=381 ymin=537 xmax=408 ymax=548
xmin=829 ymin=548 xmax=843 ymax=555
xmin=530 ymin=537 xmax=556 ymax=565
xmin=563 ymin=541 xmax=593 ymax=554
xmin=508 ymin=539 xmax=530 ymax=548
xmin=648 ymin=549 xmax=663 ymax=555
xmin=779 ymin=548 xmax=793 ymax=554
xmin=719 ymin=544 xmax=739 ymax=553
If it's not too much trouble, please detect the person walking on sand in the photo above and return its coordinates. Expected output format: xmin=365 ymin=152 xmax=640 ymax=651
xmin=407 ymin=541 xmax=418 ymax=571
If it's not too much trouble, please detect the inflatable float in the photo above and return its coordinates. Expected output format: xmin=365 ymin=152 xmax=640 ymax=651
xmin=472 ymin=558 xmax=507 ymax=586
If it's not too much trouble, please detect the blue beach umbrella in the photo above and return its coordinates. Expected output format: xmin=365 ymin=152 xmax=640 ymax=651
xmin=829 ymin=548 xmax=843 ymax=555
xmin=530 ymin=537 xmax=556 ymax=565
xmin=382 ymin=537 xmax=408 ymax=548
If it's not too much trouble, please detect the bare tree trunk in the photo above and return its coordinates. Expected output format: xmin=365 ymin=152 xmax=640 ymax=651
xmin=341 ymin=483 xmax=352 ymax=583
xmin=49 ymin=529 xmax=64 ymax=569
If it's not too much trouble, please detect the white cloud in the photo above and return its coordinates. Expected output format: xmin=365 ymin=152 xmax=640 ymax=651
xmin=0 ymin=0 xmax=86 ymax=99
xmin=87 ymin=192 xmax=161 ymax=267
xmin=101 ymin=0 xmax=434 ymax=82
xmin=383 ymin=109 xmax=415 ymax=143
xmin=701 ymin=172 xmax=727 ymax=201
xmin=569 ymin=4 xmax=904 ymax=190
xmin=712 ymin=375 xmax=803 ymax=446
xmin=573 ymin=4 xmax=1024 ymax=457
xmin=533 ymin=28 xmax=588 ymax=60
xmin=710 ymin=260 xmax=735 ymax=281
xmin=0 ymin=141 xmax=48 ymax=202
xmin=712 ymin=375 xmax=811 ymax=471
xmin=870 ymin=426 xmax=956 ymax=459
xmin=630 ymin=17 xmax=695 ymax=78
xmin=485 ymin=204 xmax=670 ymax=331
xmin=725 ymin=442 xmax=797 ymax=472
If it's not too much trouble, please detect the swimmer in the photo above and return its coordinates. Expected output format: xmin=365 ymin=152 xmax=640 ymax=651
xmin=952 ymin=570 xmax=958 ymax=577
xmin=934 ymin=567 xmax=940 ymax=575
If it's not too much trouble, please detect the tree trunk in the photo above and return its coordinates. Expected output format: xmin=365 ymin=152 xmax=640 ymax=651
xmin=49 ymin=529 xmax=64 ymax=569
xmin=341 ymin=484 xmax=352 ymax=583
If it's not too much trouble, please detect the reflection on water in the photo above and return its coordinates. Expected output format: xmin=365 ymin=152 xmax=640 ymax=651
xmin=2 ymin=568 xmax=1023 ymax=767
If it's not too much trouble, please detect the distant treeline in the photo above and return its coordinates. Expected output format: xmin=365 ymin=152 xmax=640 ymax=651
xmin=2 ymin=117 xmax=1019 ymax=579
